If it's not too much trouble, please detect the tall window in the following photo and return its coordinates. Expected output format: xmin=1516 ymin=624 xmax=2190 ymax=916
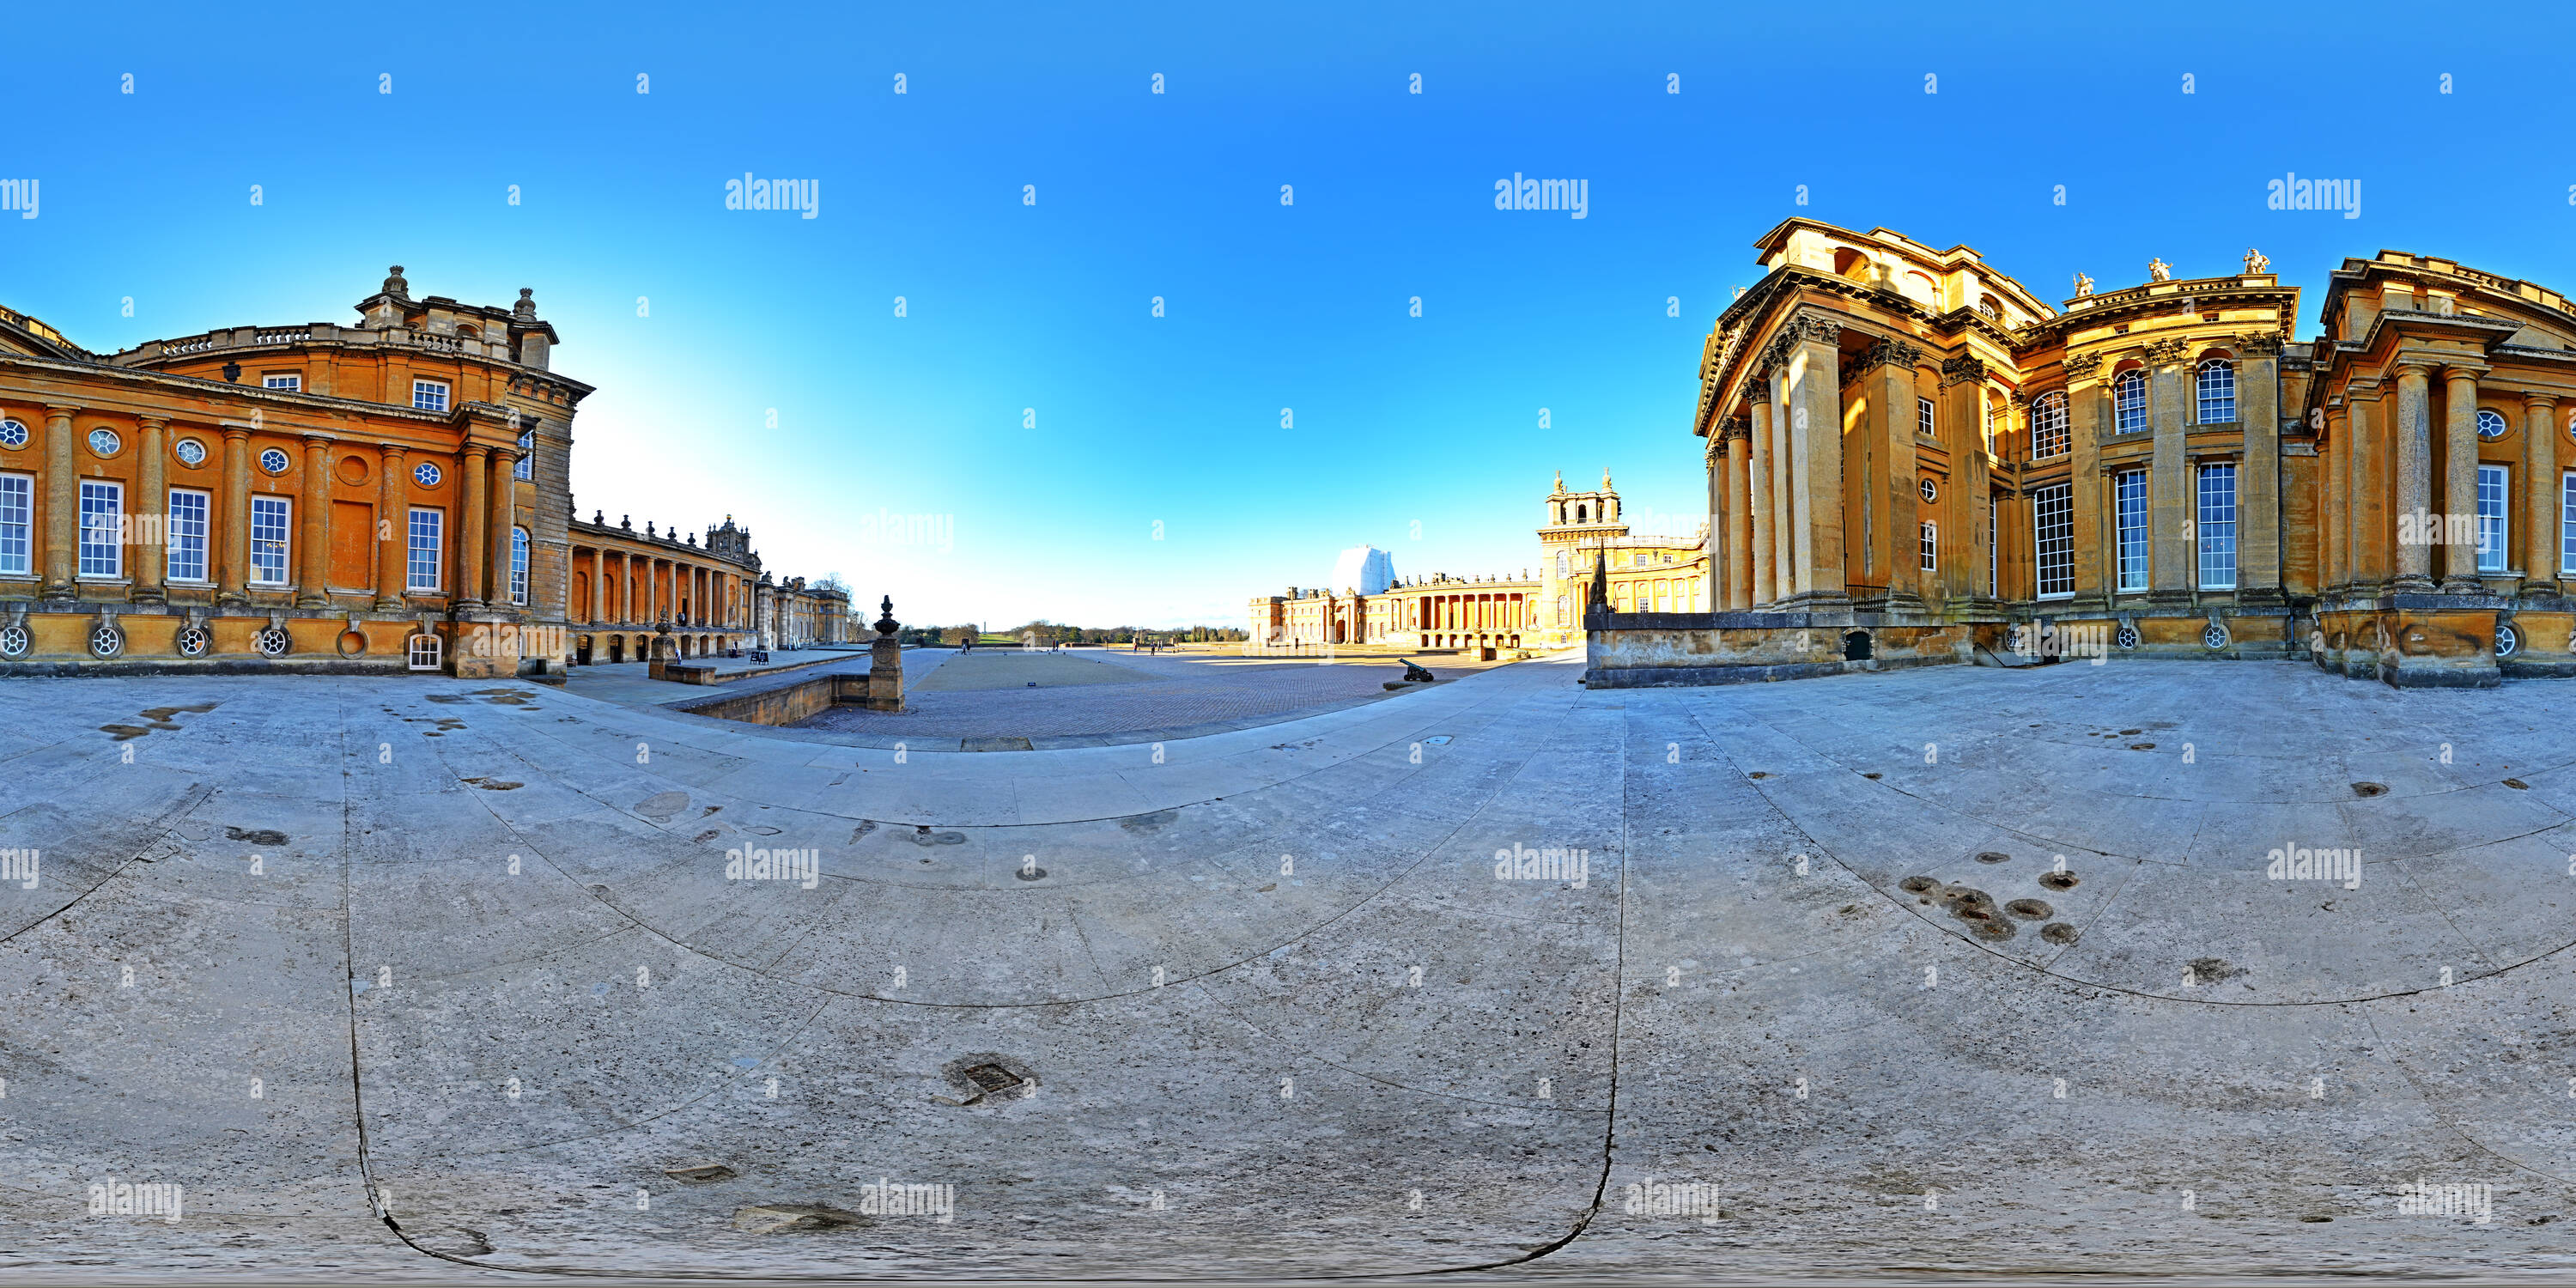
xmin=249 ymin=495 xmax=290 ymax=584
xmin=2033 ymin=483 xmax=2073 ymax=598
xmin=2196 ymin=463 xmax=2238 ymax=590
xmin=511 ymin=526 xmax=530 ymax=605
xmin=1917 ymin=398 xmax=1935 ymax=439
xmin=167 ymin=489 xmax=210 ymax=582
xmin=515 ymin=428 xmax=533 ymax=480
xmin=408 ymin=508 xmax=442 ymax=591
xmin=1919 ymin=520 xmax=1937 ymax=572
xmin=2477 ymin=464 xmax=2509 ymax=573
xmin=2114 ymin=369 xmax=2148 ymax=434
xmin=2031 ymin=392 xmax=2069 ymax=459
xmin=2561 ymin=473 xmax=2576 ymax=574
xmin=2115 ymin=470 xmax=2148 ymax=592
xmin=0 ymin=474 xmax=29 ymax=574
xmin=2196 ymin=360 xmax=2237 ymax=425
xmin=78 ymin=481 xmax=122 ymax=577
xmin=412 ymin=380 xmax=450 ymax=412
xmin=1988 ymin=504 xmax=1998 ymax=598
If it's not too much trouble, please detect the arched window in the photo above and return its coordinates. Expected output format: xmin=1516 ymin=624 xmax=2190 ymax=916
xmin=2196 ymin=359 xmax=2236 ymax=425
xmin=510 ymin=527 xmax=530 ymax=605
xmin=2031 ymin=392 xmax=2069 ymax=459
xmin=1576 ymin=504 xmax=1589 ymax=523
xmin=515 ymin=428 xmax=534 ymax=480
xmin=1978 ymin=294 xmax=2002 ymax=319
xmin=1832 ymin=247 xmax=1869 ymax=280
xmin=1555 ymin=552 xmax=1568 ymax=577
xmin=2114 ymin=369 xmax=2148 ymax=434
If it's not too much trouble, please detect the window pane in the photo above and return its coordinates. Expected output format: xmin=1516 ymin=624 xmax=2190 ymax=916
xmin=2032 ymin=394 xmax=2069 ymax=459
xmin=2034 ymin=483 xmax=2072 ymax=597
xmin=2116 ymin=471 xmax=2148 ymax=592
xmin=2196 ymin=361 xmax=2237 ymax=425
xmin=0 ymin=476 xmax=28 ymax=574
xmin=79 ymin=481 xmax=122 ymax=577
xmin=167 ymin=490 xmax=209 ymax=581
xmin=408 ymin=508 xmax=441 ymax=591
xmin=2478 ymin=464 xmax=2509 ymax=573
xmin=1919 ymin=520 xmax=1936 ymax=572
xmin=250 ymin=496 xmax=290 ymax=584
xmin=2115 ymin=371 xmax=2148 ymax=434
xmin=2562 ymin=474 xmax=2576 ymax=574
xmin=510 ymin=528 xmax=530 ymax=605
xmin=2197 ymin=464 xmax=2237 ymax=589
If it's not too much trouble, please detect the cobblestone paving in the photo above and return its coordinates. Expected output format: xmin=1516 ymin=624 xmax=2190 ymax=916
xmin=793 ymin=649 xmax=1513 ymax=738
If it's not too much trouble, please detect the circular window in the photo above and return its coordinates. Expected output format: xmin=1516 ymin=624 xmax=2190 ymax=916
xmin=2202 ymin=623 xmax=2229 ymax=651
xmin=0 ymin=419 xmax=26 ymax=449
xmin=1918 ymin=478 xmax=1938 ymax=503
xmin=89 ymin=623 xmax=124 ymax=659
xmin=174 ymin=437 xmax=207 ymax=466
xmin=256 ymin=628 xmax=293 ymax=658
xmin=259 ymin=447 xmax=290 ymax=474
xmin=2115 ymin=624 xmax=2140 ymax=650
xmin=88 ymin=428 xmax=121 ymax=458
xmin=414 ymin=462 xmax=442 ymax=488
xmin=0 ymin=623 xmax=27 ymax=658
xmin=2477 ymin=409 xmax=2508 ymax=440
xmin=2497 ymin=622 xmax=2520 ymax=659
xmin=176 ymin=626 xmax=210 ymax=658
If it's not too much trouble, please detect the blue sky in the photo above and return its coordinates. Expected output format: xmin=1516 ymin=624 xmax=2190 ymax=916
xmin=7 ymin=3 xmax=2572 ymax=628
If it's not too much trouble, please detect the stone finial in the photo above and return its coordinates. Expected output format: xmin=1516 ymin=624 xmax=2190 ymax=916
xmin=513 ymin=288 xmax=536 ymax=319
xmin=383 ymin=265 xmax=410 ymax=298
xmin=1552 ymin=470 xmax=1564 ymax=495
xmin=593 ymin=510 xmax=603 ymax=525
xmin=620 ymin=514 xmax=631 ymax=529
xmin=875 ymin=595 xmax=899 ymax=636
xmin=2148 ymin=258 xmax=2172 ymax=283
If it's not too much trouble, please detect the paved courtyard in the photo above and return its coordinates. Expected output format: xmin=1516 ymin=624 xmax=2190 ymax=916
xmin=2 ymin=657 xmax=2573 ymax=1279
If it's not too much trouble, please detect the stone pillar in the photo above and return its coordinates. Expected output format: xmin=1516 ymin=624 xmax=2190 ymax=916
xmin=2349 ymin=386 xmax=2386 ymax=593
xmin=136 ymin=416 xmax=168 ymax=604
xmin=218 ymin=428 xmax=250 ymax=609
xmin=2239 ymin=340 xmax=2283 ymax=601
xmin=2148 ymin=342 xmax=2192 ymax=605
xmin=40 ymin=405 xmax=76 ymax=596
xmin=2440 ymin=366 xmax=2483 ymax=593
xmin=1783 ymin=314 xmax=1846 ymax=607
xmin=297 ymin=435 xmax=331 ymax=609
xmin=2064 ymin=354 xmax=2106 ymax=610
xmin=1725 ymin=423 xmax=1753 ymax=610
xmin=2323 ymin=409 xmax=2348 ymax=592
xmin=457 ymin=445 xmax=489 ymax=608
xmin=488 ymin=447 xmax=517 ymax=607
xmin=2524 ymin=396 xmax=2559 ymax=596
xmin=1866 ymin=339 xmax=1922 ymax=610
xmin=2391 ymin=363 xmax=2435 ymax=592
xmin=1769 ymin=365 xmax=1794 ymax=598
xmin=617 ymin=551 xmax=633 ymax=623
xmin=1747 ymin=393 xmax=1776 ymax=605
xmin=376 ymin=444 xmax=409 ymax=610
xmin=1940 ymin=360 xmax=1989 ymax=605
xmin=591 ymin=549 xmax=606 ymax=623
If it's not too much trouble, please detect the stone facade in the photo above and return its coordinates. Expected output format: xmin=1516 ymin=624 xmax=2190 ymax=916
xmin=1592 ymin=222 xmax=2576 ymax=688
xmin=0 ymin=270 xmax=849 ymax=676
xmin=1247 ymin=471 xmax=1708 ymax=652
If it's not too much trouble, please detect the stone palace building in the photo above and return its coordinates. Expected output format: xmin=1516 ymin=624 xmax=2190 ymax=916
xmin=0 ymin=268 xmax=848 ymax=677
xmin=1248 ymin=471 xmax=1709 ymax=652
xmin=1593 ymin=218 xmax=2576 ymax=688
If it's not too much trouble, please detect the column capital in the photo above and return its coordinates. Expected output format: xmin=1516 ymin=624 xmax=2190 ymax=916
xmin=43 ymin=403 xmax=80 ymax=416
xmin=2439 ymin=359 xmax=2492 ymax=380
xmin=463 ymin=443 xmax=491 ymax=462
xmin=1790 ymin=311 xmax=1844 ymax=346
xmin=1941 ymin=355 xmax=1991 ymax=386
xmin=2060 ymin=351 xmax=2104 ymax=379
xmin=136 ymin=414 xmax=169 ymax=430
xmin=1858 ymin=336 xmax=1922 ymax=372
xmin=222 ymin=426 xmax=251 ymax=441
xmin=378 ymin=440 xmax=407 ymax=457
xmin=301 ymin=432 xmax=333 ymax=448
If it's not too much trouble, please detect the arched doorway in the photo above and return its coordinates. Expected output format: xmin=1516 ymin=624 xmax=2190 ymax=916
xmin=576 ymin=635 xmax=593 ymax=665
xmin=1843 ymin=630 xmax=1874 ymax=661
xmin=609 ymin=635 xmax=625 ymax=664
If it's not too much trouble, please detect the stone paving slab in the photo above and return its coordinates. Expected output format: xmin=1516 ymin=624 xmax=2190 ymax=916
xmin=3 ymin=658 xmax=2576 ymax=1279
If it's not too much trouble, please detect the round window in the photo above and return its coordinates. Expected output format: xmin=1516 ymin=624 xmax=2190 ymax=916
xmin=1918 ymin=478 xmax=1938 ymax=503
xmin=414 ymin=462 xmax=442 ymax=488
xmin=0 ymin=419 xmax=26 ymax=448
xmin=174 ymin=438 xmax=207 ymax=467
xmin=88 ymin=428 xmax=121 ymax=457
xmin=2476 ymin=409 xmax=2508 ymax=440
xmin=259 ymin=447 xmax=290 ymax=474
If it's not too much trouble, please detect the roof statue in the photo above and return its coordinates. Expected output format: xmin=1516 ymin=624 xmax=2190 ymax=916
xmin=2073 ymin=271 xmax=2093 ymax=297
xmin=2148 ymin=258 xmax=2172 ymax=283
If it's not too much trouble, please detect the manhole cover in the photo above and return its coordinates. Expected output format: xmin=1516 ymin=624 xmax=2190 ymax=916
xmin=963 ymin=1064 xmax=1020 ymax=1093
xmin=2037 ymin=870 xmax=2080 ymax=892
xmin=2351 ymin=781 xmax=2387 ymax=799
xmin=937 ymin=1054 xmax=1037 ymax=1106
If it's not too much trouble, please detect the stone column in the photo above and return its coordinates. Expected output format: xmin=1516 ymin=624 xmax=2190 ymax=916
xmin=297 ymin=435 xmax=331 ymax=609
xmin=1783 ymin=314 xmax=1847 ymax=606
xmin=2391 ymin=363 xmax=2435 ymax=592
xmin=2525 ymin=397 xmax=2560 ymax=595
xmin=590 ymin=549 xmax=605 ymax=623
xmin=1747 ymin=393 xmax=1776 ymax=605
xmin=376 ymin=444 xmax=409 ymax=610
xmin=488 ymin=447 xmax=517 ymax=607
xmin=2440 ymin=365 xmax=2483 ymax=593
xmin=1769 ymin=364 xmax=1794 ymax=597
xmin=218 ymin=428 xmax=250 ymax=609
xmin=1940 ymin=361 xmax=1989 ymax=605
xmin=2148 ymin=341 xmax=2193 ymax=605
xmin=136 ymin=416 xmax=168 ymax=604
xmin=617 ymin=551 xmax=633 ymax=623
xmin=1866 ymin=338 xmax=1922 ymax=610
xmin=457 ymin=445 xmax=489 ymax=609
xmin=2348 ymin=387 xmax=2386 ymax=592
xmin=40 ymin=405 xmax=76 ymax=596
xmin=2323 ymin=409 xmax=2348 ymax=592
xmin=2064 ymin=354 xmax=2106 ymax=610
xmin=2238 ymin=339 xmax=2283 ymax=600
xmin=1725 ymin=423 xmax=1753 ymax=610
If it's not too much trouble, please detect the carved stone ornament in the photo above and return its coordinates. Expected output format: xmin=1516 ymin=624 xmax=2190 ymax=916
xmin=2072 ymin=271 xmax=2094 ymax=297
xmin=2062 ymin=352 xmax=2105 ymax=378
xmin=2144 ymin=337 xmax=2190 ymax=363
xmin=1941 ymin=355 xmax=1989 ymax=387
xmin=2234 ymin=330 xmax=2286 ymax=356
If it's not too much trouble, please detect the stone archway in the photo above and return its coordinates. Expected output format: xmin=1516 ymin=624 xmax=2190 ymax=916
xmin=609 ymin=635 xmax=625 ymax=664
